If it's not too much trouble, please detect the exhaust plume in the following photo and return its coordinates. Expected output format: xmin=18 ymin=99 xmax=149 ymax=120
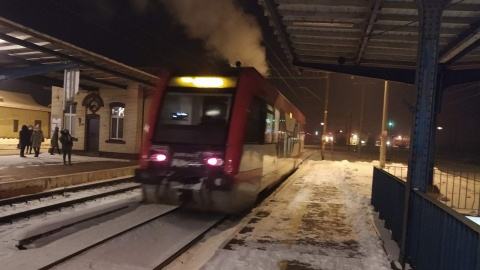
xmin=160 ymin=0 xmax=269 ymax=76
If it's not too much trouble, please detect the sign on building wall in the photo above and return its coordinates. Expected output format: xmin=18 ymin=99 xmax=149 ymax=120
xmin=51 ymin=117 xmax=61 ymax=136
xmin=63 ymin=68 xmax=80 ymax=109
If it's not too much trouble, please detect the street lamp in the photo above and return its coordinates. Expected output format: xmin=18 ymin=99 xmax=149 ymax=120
xmin=388 ymin=121 xmax=394 ymax=144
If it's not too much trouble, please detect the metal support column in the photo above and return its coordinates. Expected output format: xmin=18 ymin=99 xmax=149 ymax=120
xmin=399 ymin=0 xmax=451 ymax=267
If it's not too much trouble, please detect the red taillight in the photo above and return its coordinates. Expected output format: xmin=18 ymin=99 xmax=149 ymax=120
xmin=155 ymin=154 xmax=167 ymax=161
xmin=206 ymin=157 xmax=224 ymax=166
xmin=207 ymin=157 xmax=218 ymax=165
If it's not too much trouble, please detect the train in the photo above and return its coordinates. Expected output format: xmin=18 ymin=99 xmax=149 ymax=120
xmin=135 ymin=67 xmax=309 ymax=213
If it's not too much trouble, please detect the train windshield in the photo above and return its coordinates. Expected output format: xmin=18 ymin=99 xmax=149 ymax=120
xmin=152 ymin=90 xmax=233 ymax=145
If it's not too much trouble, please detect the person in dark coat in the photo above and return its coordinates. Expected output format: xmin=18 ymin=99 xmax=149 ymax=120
xmin=60 ymin=129 xmax=73 ymax=165
xmin=19 ymin=125 xmax=30 ymax=157
xmin=49 ymin=126 xmax=61 ymax=155
xmin=26 ymin=125 xmax=33 ymax=154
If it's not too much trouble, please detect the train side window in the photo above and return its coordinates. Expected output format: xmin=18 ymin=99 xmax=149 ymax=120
xmin=244 ymin=96 xmax=266 ymax=144
xmin=264 ymin=107 xmax=274 ymax=143
xmin=273 ymin=108 xmax=280 ymax=143
xmin=294 ymin=122 xmax=299 ymax=143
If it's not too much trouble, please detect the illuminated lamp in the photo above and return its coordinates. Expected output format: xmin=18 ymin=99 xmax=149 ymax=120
xmin=155 ymin=154 xmax=167 ymax=162
xmin=192 ymin=77 xmax=224 ymax=88
xmin=180 ymin=77 xmax=194 ymax=83
xmin=206 ymin=157 xmax=224 ymax=166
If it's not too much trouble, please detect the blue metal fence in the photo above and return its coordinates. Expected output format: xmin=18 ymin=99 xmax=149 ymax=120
xmin=371 ymin=167 xmax=405 ymax=242
xmin=371 ymin=166 xmax=480 ymax=269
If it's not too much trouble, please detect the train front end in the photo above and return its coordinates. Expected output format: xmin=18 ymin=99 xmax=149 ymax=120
xmin=135 ymin=75 xmax=244 ymax=213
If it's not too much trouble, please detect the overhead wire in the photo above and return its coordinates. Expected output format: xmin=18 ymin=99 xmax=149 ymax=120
xmin=444 ymin=82 xmax=480 ymax=95
xmin=266 ymin=58 xmax=309 ymax=110
xmin=264 ymin=40 xmax=325 ymax=103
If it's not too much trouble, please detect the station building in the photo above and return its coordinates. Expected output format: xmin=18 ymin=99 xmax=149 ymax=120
xmin=0 ymin=17 xmax=160 ymax=156
xmin=0 ymin=90 xmax=50 ymax=138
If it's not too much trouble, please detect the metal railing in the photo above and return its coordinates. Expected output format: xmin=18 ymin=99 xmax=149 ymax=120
xmin=371 ymin=167 xmax=480 ymax=270
xmin=384 ymin=166 xmax=480 ymax=215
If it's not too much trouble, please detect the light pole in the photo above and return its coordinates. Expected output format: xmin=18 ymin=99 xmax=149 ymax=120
xmin=379 ymin=80 xmax=390 ymax=168
xmin=321 ymin=74 xmax=330 ymax=160
xmin=357 ymin=84 xmax=365 ymax=158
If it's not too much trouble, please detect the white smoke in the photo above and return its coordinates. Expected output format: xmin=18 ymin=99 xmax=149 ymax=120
xmin=160 ymin=0 xmax=269 ymax=76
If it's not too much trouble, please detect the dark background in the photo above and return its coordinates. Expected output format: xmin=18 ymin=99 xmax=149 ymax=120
xmin=0 ymin=0 xmax=478 ymax=154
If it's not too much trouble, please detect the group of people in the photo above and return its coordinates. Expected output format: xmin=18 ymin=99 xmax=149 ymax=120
xmin=19 ymin=125 xmax=73 ymax=165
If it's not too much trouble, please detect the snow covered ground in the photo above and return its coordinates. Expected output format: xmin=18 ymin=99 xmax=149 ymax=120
xmin=0 ymin=152 xmax=398 ymax=269
xmin=167 ymin=155 xmax=395 ymax=270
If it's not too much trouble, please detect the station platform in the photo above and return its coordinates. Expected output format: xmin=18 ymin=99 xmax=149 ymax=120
xmin=0 ymin=149 xmax=139 ymax=199
xmin=0 ymin=145 xmax=399 ymax=269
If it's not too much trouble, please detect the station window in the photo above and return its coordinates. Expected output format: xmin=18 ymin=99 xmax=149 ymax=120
xmin=110 ymin=103 xmax=125 ymax=139
xmin=64 ymin=104 xmax=76 ymax=136
xmin=13 ymin=120 xmax=19 ymax=132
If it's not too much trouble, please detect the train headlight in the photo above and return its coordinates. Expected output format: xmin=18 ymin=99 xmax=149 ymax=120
xmin=155 ymin=154 xmax=167 ymax=162
xmin=205 ymin=157 xmax=224 ymax=166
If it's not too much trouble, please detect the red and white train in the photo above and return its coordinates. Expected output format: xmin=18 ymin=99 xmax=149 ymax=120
xmin=135 ymin=67 xmax=308 ymax=213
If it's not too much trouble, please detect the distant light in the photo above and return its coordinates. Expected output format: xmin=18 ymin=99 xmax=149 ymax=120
xmin=321 ymin=122 xmax=324 ymax=126
xmin=437 ymin=127 xmax=443 ymax=130
xmin=339 ymin=130 xmax=343 ymax=133
xmin=315 ymin=131 xmax=318 ymax=135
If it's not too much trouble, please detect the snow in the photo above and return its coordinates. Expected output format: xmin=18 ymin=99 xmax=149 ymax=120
xmin=0 ymin=153 xmax=132 ymax=171
xmin=0 ymin=153 xmax=397 ymax=269
xmin=167 ymin=157 xmax=394 ymax=270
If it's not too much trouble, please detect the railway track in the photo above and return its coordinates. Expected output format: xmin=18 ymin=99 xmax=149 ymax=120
xmin=2 ymin=202 xmax=226 ymax=270
xmin=0 ymin=178 xmax=140 ymax=224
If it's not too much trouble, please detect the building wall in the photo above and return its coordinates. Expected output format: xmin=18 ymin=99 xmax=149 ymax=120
xmin=51 ymin=85 xmax=150 ymax=155
xmin=0 ymin=107 xmax=50 ymax=139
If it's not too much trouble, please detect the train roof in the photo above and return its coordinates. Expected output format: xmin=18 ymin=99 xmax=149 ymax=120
xmin=165 ymin=67 xmax=306 ymax=124
xmin=239 ymin=67 xmax=306 ymax=125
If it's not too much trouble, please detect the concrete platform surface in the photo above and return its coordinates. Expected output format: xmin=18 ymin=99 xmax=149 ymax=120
xmin=0 ymin=152 xmax=139 ymax=199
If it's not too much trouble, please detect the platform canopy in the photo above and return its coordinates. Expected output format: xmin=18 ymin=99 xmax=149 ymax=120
xmin=0 ymin=17 xmax=159 ymax=91
xmin=259 ymin=0 xmax=480 ymax=85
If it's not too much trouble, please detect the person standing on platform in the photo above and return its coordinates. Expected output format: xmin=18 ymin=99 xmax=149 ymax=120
xmin=26 ymin=125 xmax=33 ymax=154
xmin=60 ymin=129 xmax=73 ymax=165
xmin=19 ymin=125 xmax=30 ymax=157
xmin=49 ymin=126 xmax=61 ymax=155
xmin=30 ymin=124 xmax=44 ymax=157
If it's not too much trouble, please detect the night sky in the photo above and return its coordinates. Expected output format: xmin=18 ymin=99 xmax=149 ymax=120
xmin=0 ymin=0 xmax=478 ymax=152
